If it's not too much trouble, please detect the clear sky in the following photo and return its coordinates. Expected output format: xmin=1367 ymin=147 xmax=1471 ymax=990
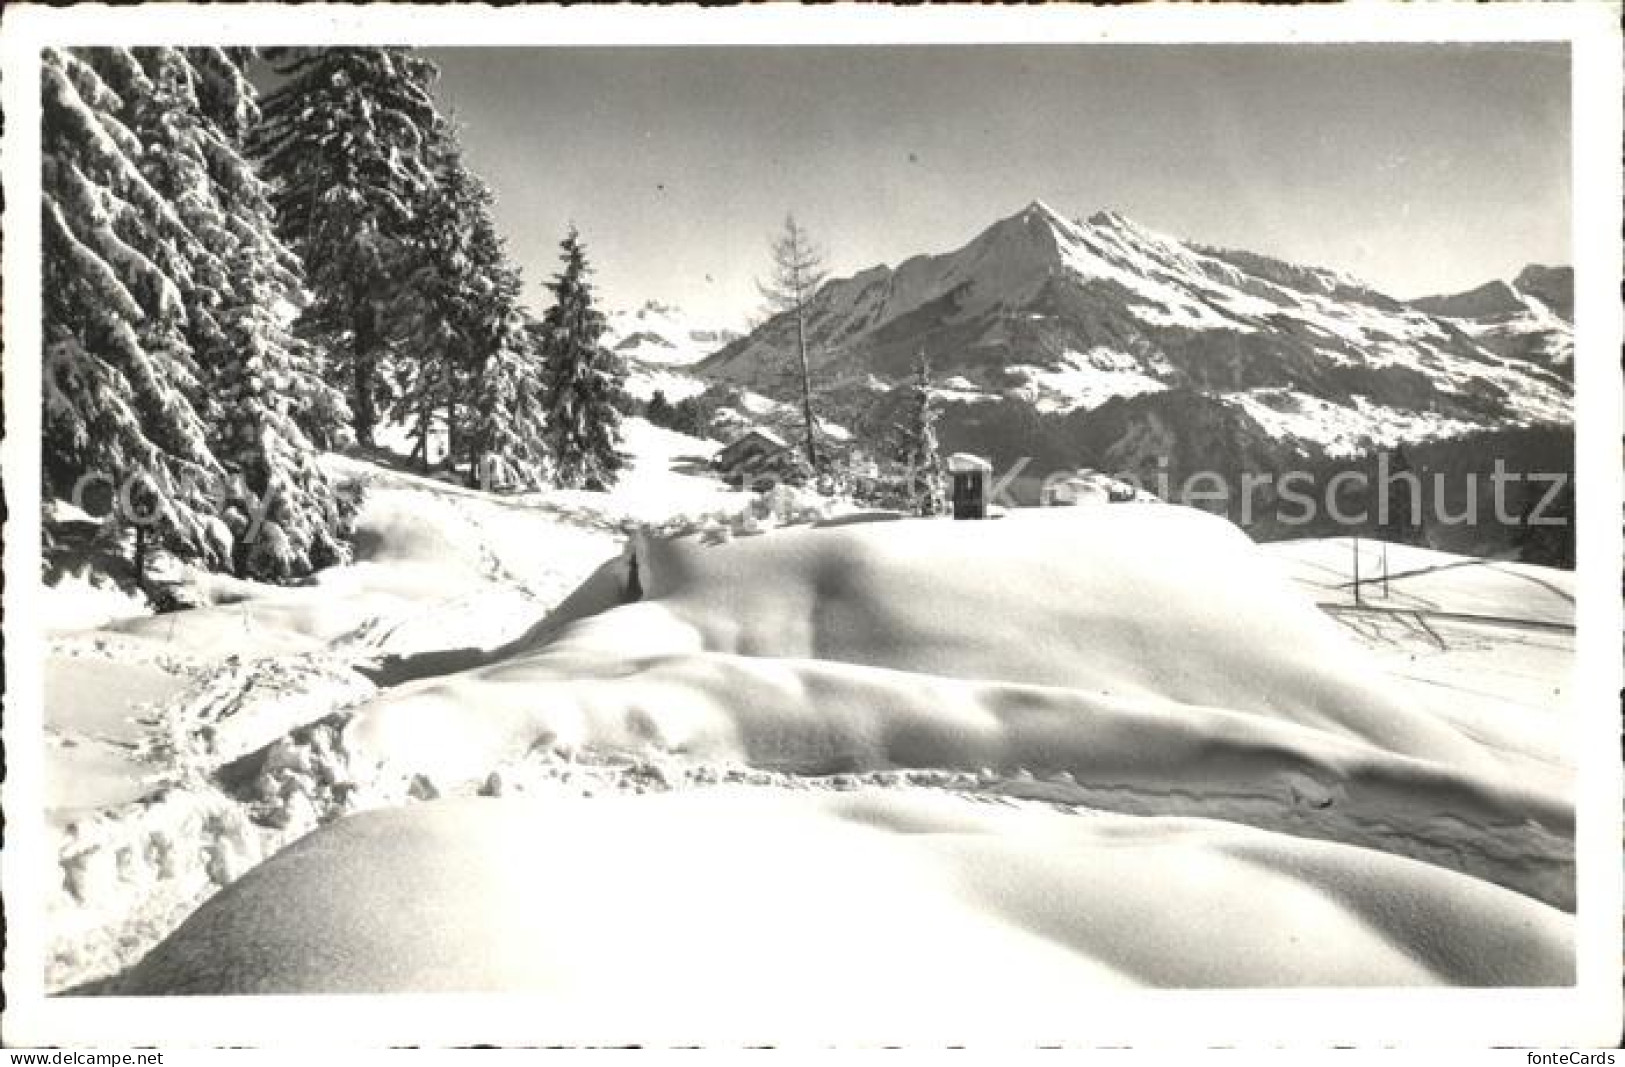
xmin=421 ymin=43 xmax=1571 ymax=326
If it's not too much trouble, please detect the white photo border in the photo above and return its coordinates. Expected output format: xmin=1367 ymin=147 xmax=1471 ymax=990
xmin=3 ymin=1 xmax=1620 ymax=1048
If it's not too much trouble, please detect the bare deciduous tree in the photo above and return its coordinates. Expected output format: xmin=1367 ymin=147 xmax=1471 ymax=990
xmin=758 ymin=214 xmax=828 ymax=471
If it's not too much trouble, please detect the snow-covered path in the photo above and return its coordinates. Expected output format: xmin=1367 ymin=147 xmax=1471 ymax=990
xmin=44 ymin=420 xmax=744 ymax=988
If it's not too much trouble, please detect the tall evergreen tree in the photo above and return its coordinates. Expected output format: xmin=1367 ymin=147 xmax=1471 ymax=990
xmin=42 ymin=46 xmax=231 ymax=578
xmin=897 ymin=349 xmax=945 ymax=516
xmin=392 ymin=140 xmax=549 ymax=488
xmin=388 ymin=140 xmax=478 ymax=471
xmin=254 ymin=47 xmax=441 ymax=448
xmin=460 ymin=245 xmax=551 ymax=491
xmin=195 ymin=48 xmax=353 ymax=451
xmin=185 ymin=51 xmax=358 ymax=578
xmin=537 ymin=229 xmax=628 ymax=490
xmin=42 ymin=46 xmax=357 ymax=585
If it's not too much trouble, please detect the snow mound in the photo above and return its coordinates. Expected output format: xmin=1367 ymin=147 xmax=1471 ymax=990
xmin=338 ymin=506 xmax=1572 ymax=909
xmin=40 ymin=571 xmax=152 ymax=633
xmin=42 ymin=454 xmax=639 ymax=990
xmin=48 ymin=449 xmax=1575 ymax=999
xmin=118 ymin=787 xmax=1571 ymax=999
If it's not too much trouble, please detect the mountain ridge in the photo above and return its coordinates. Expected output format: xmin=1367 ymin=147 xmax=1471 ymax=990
xmin=696 ymin=201 xmax=1570 ymax=458
xmin=1410 ymin=265 xmax=1572 ymax=369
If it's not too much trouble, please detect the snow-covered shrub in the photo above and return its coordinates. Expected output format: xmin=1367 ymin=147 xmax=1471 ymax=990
xmin=751 ymin=483 xmax=832 ymax=526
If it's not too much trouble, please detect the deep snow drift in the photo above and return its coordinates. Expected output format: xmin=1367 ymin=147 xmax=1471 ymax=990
xmin=42 ymin=435 xmax=1576 ymax=998
xmin=336 ymin=505 xmax=1573 ymax=916
xmin=40 ymin=422 xmax=786 ymax=990
xmin=121 ymin=788 xmax=1571 ymax=1000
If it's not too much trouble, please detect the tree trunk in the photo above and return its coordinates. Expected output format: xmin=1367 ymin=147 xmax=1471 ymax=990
xmin=445 ymin=398 xmax=458 ymax=475
xmin=466 ymin=360 xmax=488 ymax=489
xmin=442 ymin=355 xmax=458 ymax=474
xmin=793 ymin=305 xmax=820 ymax=471
xmin=352 ymin=308 xmax=378 ymax=449
xmin=411 ymin=405 xmax=428 ymax=472
xmin=132 ymin=524 xmax=147 ymax=587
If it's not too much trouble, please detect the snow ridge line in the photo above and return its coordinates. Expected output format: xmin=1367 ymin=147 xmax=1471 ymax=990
xmin=984 ymin=775 xmax=1572 ymax=912
xmin=269 ymin=681 xmax=1575 ymax=914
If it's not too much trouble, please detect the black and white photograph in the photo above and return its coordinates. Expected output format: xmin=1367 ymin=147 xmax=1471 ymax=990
xmin=3 ymin=2 xmax=1621 ymax=1050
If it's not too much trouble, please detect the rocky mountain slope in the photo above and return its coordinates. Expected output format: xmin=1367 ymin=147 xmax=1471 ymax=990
xmin=1411 ymin=264 xmax=1573 ymax=370
xmin=697 ymin=201 xmax=1571 ymax=461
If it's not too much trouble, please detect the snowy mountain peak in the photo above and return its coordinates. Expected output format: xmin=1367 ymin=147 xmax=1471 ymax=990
xmin=630 ymin=299 xmax=680 ymax=320
xmin=605 ymin=302 xmax=741 ymax=368
xmin=1512 ymin=264 xmax=1573 ymax=321
xmin=977 ymin=200 xmax=1086 ymax=257
xmin=699 ymin=200 xmax=1571 ymax=458
xmin=1081 ymin=209 xmax=1188 ymax=251
xmin=1409 ymin=264 xmax=1572 ymax=369
xmin=1086 ymin=208 xmax=1134 ymax=230
xmin=979 ymin=200 xmax=1068 ymax=254
xmin=1019 ymin=198 xmax=1067 ymax=225
xmin=1411 ymin=278 xmax=1517 ymax=320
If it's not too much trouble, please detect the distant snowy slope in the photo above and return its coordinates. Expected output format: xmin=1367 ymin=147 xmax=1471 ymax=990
xmin=604 ymin=301 xmax=739 ymax=405
xmin=605 ymin=300 xmax=740 ymax=366
xmin=1262 ymin=537 xmax=1576 ymax=741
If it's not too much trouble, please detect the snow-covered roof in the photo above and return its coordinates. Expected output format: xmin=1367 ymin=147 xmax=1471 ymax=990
xmin=715 ymin=428 xmax=792 ymax=470
xmin=723 ymin=427 xmax=788 ymax=451
xmin=946 ymin=453 xmax=992 ymax=472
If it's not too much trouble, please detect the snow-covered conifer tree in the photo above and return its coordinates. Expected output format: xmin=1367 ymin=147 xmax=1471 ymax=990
xmin=43 ymin=46 xmax=358 ymax=584
xmin=897 ymin=349 xmax=945 ymax=516
xmin=537 ymin=229 xmax=629 ymax=489
xmin=460 ymin=225 xmax=551 ymax=490
xmin=255 ymin=47 xmax=441 ymax=449
xmin=186 ymin=48 xmax=352 ymax=450
xmin=41 ymin=47 xmax=231 ymax=579
xmin=163 ymin=47 xmax=356 ymax=580
xmin=392 ymin=140 xmax=549 ymax=487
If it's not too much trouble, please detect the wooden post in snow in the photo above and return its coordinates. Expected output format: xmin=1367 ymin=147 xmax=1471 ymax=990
xmin=1352 ymin=535 xmax=1363 ymax=607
